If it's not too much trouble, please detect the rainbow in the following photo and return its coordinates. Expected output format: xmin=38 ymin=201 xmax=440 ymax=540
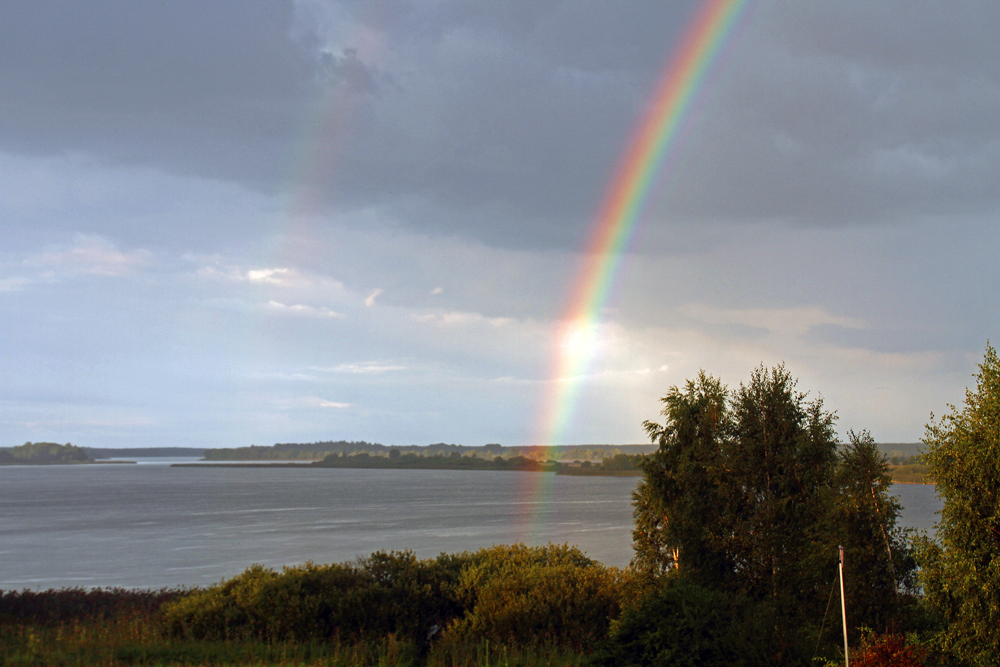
xmin=521 ymin=0 xmax=754 ymax=536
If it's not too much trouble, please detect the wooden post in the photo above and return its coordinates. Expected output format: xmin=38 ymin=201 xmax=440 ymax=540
xmin=839 ymin=545 xmax=849 ymax=667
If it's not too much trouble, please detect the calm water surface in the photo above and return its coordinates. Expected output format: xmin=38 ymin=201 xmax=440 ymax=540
xmin=0 ymin=460 xmax=942 ymax=589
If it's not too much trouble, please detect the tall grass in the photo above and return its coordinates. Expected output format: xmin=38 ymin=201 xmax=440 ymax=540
xmin=0 ymin=551 xmax=599 ymax=667
xmin=0 ymin=621 xmax=425 ymax=666
xmin=0 ymin=619 xmax=586 ymax=666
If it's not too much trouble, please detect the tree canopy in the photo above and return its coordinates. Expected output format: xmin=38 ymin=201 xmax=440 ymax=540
xmin=918 ymin=342 xmax=1000 ymax=666
xmin=631 ymin=364 xmax=916 ymax=661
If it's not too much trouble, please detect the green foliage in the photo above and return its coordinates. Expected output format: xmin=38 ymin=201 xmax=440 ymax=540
xmin=2 ymin=545 xmax=621 ymax=665
xmin=0 ymin=587 xmax=183 ymax=626
xmin=630 ymin=474 xmax=675 ymax=578
xmin=593 ymin=576 xmax=781 ymax=667
xmin=427 ymin=640 xmax=587 ymax=667
xmin=444 ymin=544 xmax=630 ymax=649
xmin=160 ymin=544 xmax=625 ymax=653
xmin=313 ymin=452 xmax=562 ymax=472
xmin=560 ymin=454 xmax=642 ymax=477
xmin=918 ymin=342 xmax=1000 ymax=666
xmin=1 ymin=620 xmax=586 ymax=667
xmin=724 ymin=365 xmax=839 ymax=609
xmin=632 ymin=366 xmax=917 ymax=660
xmin=1 ymin=618 xmax=425 ymax=666
xmin=633 ymin=371 xmax=728 ymax=578
xmin=599 ymin=454 xmax=641 ymax=472
xmin=636 ymin=366 xmax=842 ymax=605
xmin=1 ymin=441 xmax=90 ymax=464
xmin=204 ymin=440 xmax=385 ymax=461
xmin=162 ymin=551 xmax=469 ymax=645
xmin=830 ymin=430 xmax=919 ymax=631
xmin=890 ymin=463 xmax=931 ymax=485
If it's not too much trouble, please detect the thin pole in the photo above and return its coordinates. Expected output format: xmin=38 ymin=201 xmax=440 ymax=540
xmin=839 ymin=545 xmax=849 ymax=667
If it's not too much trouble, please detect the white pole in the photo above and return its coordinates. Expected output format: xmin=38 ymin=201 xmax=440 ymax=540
xmin=839 ymin=545 xmax=849 ymax=667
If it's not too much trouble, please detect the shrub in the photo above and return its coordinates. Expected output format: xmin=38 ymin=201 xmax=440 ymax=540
xmin=592 ymin=575 xmax=782 ymax=667
xmin=162 ymin=544 xmax=632 ymax=651
xmin=162 ymin=551 xmax=472 ymax=644
xmin=444 ymin=543 xmax=631 ymax=649
xmin=0 ymin=587 xmax=183 ymax=626
xmin=852 ymin=630 xmax=928 ymax=667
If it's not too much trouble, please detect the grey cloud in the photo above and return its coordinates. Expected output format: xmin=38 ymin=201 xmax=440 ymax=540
xmin=1 ymin=0 xmax=699 ymax=248
xmin=0 ymin=0 xmax=309 ymax=185
xmin=318 ymin=48 xmax=385 ymax=94
xmin=652 ymin=1 xmax=1000 ymax=227
xmin=774 ymin=2 xmax=1000 ymax=78
xmin=2 ymin=0 xmax=998 ymax=251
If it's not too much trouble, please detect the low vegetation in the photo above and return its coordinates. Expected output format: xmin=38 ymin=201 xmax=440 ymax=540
xmin=1 ymin=545 xmax=622 ymax=666
xmin=889 ymin=462 xmax=931 ymax=484
xmin=559 ymin=454 xmax=642 ymax=476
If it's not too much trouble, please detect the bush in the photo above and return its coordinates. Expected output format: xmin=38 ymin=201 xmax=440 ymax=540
xmin=162 ymin=551 xmax=471 ymax=644
xmin=0 ymin=587 xmax=183 ymax=626
xmin=162 ymin=544 xmax=632 ymax=652
xmin=444 ymin=544 xmax=631 ymax=649
xmin=592 ymin=576 xmax=783 ymax=667
xmin=852 ymin=630 xmax=928 ymax=667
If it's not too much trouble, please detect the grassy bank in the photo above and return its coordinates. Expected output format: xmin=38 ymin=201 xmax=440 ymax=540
xmin=0 ymin=623 xmax=587 ymax=667
xmin=889 ymin=463 xmax=931 ymax=484
xmin=0 ymin=545 xmax=617 ymax=667
xmin=0 ymin=624 xmax=587 ymax=666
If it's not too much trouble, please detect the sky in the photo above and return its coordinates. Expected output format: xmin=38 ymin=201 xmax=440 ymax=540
xmin=2 ymin=0 xmax=998 ymax=449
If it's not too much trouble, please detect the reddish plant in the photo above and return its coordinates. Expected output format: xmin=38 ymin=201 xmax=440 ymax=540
xmin=853 ymin=631 xmax=927 ymax=667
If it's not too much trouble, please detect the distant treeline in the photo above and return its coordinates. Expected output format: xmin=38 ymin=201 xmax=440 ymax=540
xmin=0 ymin=442 xmax=90 ymax=465
xmin=203 ymin=441 xmax=656 ymax=462
xmin=1 ymin=443 xmax=208 ymax=465
xmin=201 ymin=441 xmax=923 ymax=481
xmin=313 ymin=451 xmax=560 ymax=472
xmin=559 ymin=453 xmax=643 ymax=476
xmin=310 ymin=450 xmax=644 ymax=475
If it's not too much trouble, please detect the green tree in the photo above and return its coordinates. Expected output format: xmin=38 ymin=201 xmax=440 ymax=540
xmin=723 ymin=364 xmax=839 ymax=609
xmin=630 ymin=365 xmax=916 ymax=663
xmin=633 ymin=371 xmax=728 ymax=579
xmin=635 ymin=366 xmax=839 ymax=608
xmin=593 ymin=575 xmax=777 ymax=667
xmin=918 ymin=342 xmax=1000 ymax=666
xmin=831 ymin=430 xmax=918 ymax=632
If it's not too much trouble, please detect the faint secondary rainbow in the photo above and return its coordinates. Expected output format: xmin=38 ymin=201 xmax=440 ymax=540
xmin=521 ymin=0 xmax=754 ymax=517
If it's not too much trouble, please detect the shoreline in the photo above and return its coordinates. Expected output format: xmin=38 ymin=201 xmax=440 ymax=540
xmin=0 ymin=460 xmax=137 ymax=466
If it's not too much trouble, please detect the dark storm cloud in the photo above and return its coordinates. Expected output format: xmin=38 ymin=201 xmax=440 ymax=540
xmin=3 ymin=0 xmax=998 ymax=249
xmin=0 ymin=0 xmax=310 ymax=183
xmin=0 ymin=0 xmax=698 ymax=248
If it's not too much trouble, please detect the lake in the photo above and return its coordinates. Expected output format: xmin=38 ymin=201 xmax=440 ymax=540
xmin=0 ymin=459 xmax=942 ymax=590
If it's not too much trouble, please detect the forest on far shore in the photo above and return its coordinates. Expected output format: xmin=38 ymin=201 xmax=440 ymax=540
xmin=201 ymin=442 xmax=658 ymax=462
xmin=197 ymin=440 xmax=928 ymax=482
xmin=0 ymin=441 xmax=92 ymax=465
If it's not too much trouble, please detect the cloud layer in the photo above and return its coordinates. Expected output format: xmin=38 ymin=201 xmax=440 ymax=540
xmin=2 ymin=1 xmax=997 ymax=448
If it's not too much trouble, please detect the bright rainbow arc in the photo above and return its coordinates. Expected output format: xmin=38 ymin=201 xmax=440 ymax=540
xmin=532 ymin=0 xmax=753 ymax=462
